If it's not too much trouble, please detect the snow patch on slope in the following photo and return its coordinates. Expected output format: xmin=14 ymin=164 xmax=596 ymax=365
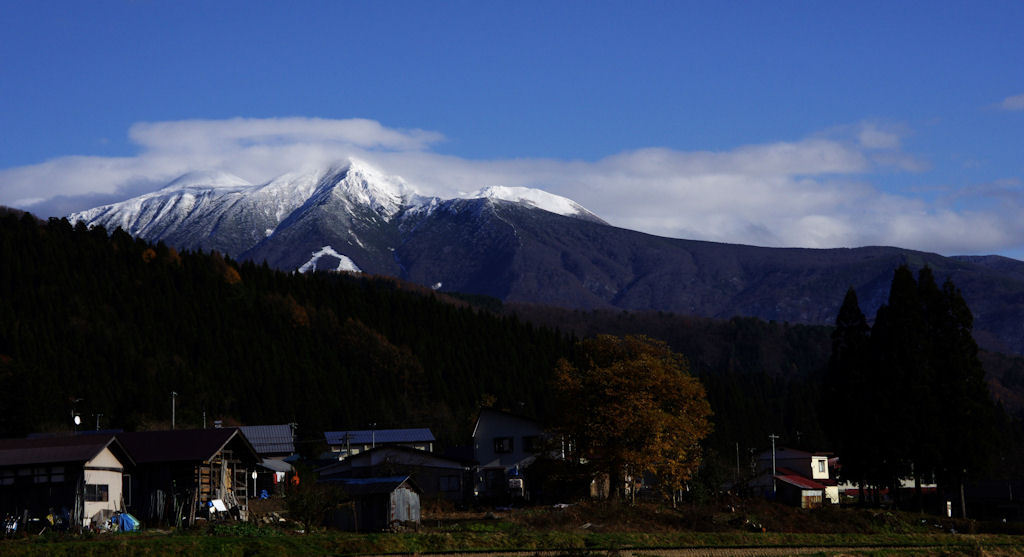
xmin=466 ymin=186 xmax=594 ymax=219
xmin=298 ymin=246 xmax=362 ymax=274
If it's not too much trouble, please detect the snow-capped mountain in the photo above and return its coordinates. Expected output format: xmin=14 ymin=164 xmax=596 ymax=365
xmin=69 ymin=158 xmax=605 ymax=276
xmin=68 ymin=159 xmax=1024 ymax=356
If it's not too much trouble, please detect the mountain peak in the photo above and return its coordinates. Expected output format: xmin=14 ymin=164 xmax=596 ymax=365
xmin=321 ymin=158 xmax=412 ymax=219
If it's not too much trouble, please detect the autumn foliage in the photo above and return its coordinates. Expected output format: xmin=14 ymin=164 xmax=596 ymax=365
xmin=554 ymin=335 xmax=713 ymax=499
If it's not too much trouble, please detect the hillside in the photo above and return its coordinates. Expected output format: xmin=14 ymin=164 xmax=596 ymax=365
xmin=0 ymin=212 xmax=572 ymax=444
xmin=3 ymin=211 xmax=1023 ymax=475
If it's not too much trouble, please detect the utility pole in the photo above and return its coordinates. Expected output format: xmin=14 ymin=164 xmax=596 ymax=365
xmin=735 ymin=442 xmax=740 ymax=481
xmin=769 ymin=434 xmax=780 ymax=497
xmin=171 ymin=391 xmax=178 ymax=430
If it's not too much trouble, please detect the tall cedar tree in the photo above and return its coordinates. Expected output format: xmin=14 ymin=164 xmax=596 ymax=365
xmin=826 ymin=266 xmax=997 ymax=512
xmin=553 ymin=335 xmax=712 ymax=499
xmin=824 ymin=288 xmax=877 ymax=500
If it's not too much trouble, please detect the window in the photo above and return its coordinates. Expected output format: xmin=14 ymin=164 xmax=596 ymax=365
xmin=493 ymin=437 xmax=513 ymax=454
xmin=817 ymin=460 xmax=826 ymax=473
xmin=85 ymin=484 xmax=109 ymax=502
xmin=439 ymin=475 xmax=461 ymax=492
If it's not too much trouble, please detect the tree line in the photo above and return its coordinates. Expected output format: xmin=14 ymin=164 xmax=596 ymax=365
xmin=825 ymin=266 xmax=1000 ymax=512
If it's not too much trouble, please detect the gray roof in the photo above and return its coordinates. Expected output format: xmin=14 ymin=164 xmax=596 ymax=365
xmin=239 ymin=424 xmax=295 ymax=455
xmin=324 ymin=428 xmax=434 ymax=447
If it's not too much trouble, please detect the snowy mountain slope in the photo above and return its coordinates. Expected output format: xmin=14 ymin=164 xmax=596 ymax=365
xmin=68 ymin=159 xmax=603 ymax=276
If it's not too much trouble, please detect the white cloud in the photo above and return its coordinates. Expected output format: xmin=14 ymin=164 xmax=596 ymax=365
xmin=1 ymin=116 xmax=1022 ymax=258
xmin=998 ymin=93 xmax=1024 ymax=111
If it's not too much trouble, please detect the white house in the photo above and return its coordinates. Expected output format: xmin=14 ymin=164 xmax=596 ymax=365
xmin=472 ymin=408 xmax=545 ymax=499
xmin=0 ymin=434 xmax=134 ymax=527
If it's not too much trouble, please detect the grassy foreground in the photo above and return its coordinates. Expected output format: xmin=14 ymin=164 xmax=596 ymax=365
xmin=2 ymin=501 xmax=1022 ymax=556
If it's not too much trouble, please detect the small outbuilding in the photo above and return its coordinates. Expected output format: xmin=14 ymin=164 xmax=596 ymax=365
xmin=323 ymin=475 xmax=421 ymax=532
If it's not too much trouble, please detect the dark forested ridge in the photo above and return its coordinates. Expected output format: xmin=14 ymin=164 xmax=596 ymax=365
xmin=3 ymin=211 xmax=1023 ymax=476
xmin=0 ymin=213 xmax=572 ymax=445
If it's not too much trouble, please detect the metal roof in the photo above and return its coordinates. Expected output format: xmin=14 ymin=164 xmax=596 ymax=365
xmin=239 ymin=424 xmax=294 ymax=455
xmin=324 ymin=428 xmax=434 ymax=447
xmin=0 ymin=434 xmax=131 ymax=468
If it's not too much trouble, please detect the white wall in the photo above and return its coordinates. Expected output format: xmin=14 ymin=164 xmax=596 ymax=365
xmin=82 ymin=447 xmax=124 ymax=526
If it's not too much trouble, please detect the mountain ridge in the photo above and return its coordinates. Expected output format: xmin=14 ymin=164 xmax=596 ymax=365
xmin=68 ymin=160 xmax=1024 ymax=355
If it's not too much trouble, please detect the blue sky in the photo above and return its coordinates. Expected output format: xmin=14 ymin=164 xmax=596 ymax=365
xmin=2 ymin=1 xmax=1023 ymax=257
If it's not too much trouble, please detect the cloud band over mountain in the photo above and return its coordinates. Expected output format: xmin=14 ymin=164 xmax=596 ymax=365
xmin=1 ymin=117 xmax=1022 ymax=258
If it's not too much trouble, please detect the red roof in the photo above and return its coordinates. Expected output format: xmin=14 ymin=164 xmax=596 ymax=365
xmin=775 ymin=474 xmax=826 ymax=490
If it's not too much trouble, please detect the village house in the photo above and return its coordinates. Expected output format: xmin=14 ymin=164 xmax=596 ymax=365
xmin=116 ymin=428 xmax=260 ymax=525
xmin=0 ymin=434 xmax=134 ymax=529
xmin=751 ymin=447 xmax=839 ymax=508
xmin=472 ymin=408 xmax=545 ymax=501
xmin=239 ymin=424 xmax=296 ymax=495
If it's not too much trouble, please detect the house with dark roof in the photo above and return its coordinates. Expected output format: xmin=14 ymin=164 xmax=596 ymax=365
xmin=318 ymin=445 xmax=472 ymax=503
xmin=0 ymin=434 xmax=133 ymax=528
xmin=116 ymin=429 xmax=259 ymax=525
xmin=324 ymin=428 xmax=434 ymax=459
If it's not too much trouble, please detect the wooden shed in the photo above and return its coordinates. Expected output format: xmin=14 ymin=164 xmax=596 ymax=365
xmin=116 ymin=429 xmax=259 ymax=526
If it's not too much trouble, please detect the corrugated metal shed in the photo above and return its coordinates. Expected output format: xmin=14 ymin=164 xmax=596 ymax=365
xmin=324 ymin=428 xmax=434 ymax=446
xmin=239 ymin=424 xmax=294 ymax=456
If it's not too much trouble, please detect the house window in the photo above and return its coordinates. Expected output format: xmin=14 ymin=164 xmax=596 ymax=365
xmin=817 ymin=460 xmax=826 ymax=473
xmin=493 ymin=437 xmax=513 ymax=454
xmin=85 ymin=484 xmax=109 ymax=502
xmin=439 ymin=475 xmax=461 ymax=492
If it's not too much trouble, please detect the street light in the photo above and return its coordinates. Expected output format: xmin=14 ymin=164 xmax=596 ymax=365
xmin=71 ymin=398 xmax=84 ymax=432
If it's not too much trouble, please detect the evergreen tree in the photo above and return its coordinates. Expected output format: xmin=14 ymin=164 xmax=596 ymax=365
xmin=824 ymin=288 xmax=876 ymax=501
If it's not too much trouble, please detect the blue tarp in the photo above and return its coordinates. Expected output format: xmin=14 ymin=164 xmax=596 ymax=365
xmin=113 ymin=512 xmax=140 ymax=532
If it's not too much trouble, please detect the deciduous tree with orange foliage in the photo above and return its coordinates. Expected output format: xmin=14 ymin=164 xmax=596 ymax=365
xmin=554 ymin=335 xmax=713 ymax=500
